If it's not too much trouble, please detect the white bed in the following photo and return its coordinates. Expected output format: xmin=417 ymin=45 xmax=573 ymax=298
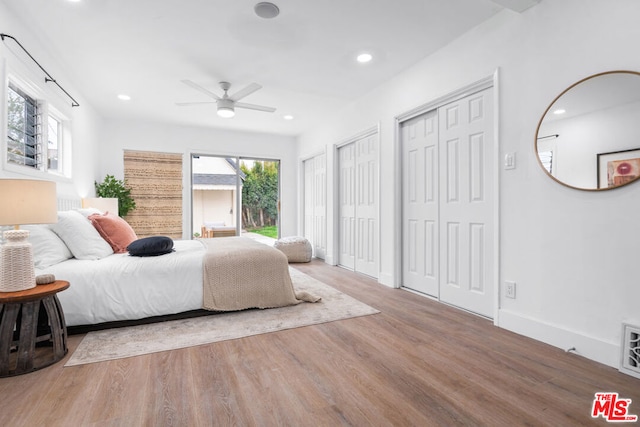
xmin=27 ymin=207 xmax=315 ymax=328
xmin=36 ymin=240 xmax=205 ymax=326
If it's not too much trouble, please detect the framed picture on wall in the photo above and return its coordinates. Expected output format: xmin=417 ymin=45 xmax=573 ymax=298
xmin=597 ymin=148 xmax=640 ymax=189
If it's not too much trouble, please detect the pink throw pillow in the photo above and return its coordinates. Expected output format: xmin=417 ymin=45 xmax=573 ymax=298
xmin=89 ymin=212 xmax=138 ymax=253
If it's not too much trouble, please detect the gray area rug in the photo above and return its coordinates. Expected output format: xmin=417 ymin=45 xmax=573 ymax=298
xmin=65 ymin=268 xmax=379 ymax=366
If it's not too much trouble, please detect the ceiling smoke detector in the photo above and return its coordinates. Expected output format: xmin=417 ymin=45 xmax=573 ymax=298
xmin=254 ymin=2 xmax=280 ymax=19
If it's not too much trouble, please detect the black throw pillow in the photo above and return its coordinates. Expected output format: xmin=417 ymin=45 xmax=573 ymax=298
xmin=127 ymin=236 xmax=175 ymax=257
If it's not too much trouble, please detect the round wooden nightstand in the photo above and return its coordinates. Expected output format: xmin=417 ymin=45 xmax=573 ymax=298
xmin=0 ymin=280 xmax=70 ymax=377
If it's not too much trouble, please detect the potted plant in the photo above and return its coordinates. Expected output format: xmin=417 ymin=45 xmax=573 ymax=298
xmin=95 ymin=175 xmax=136 ymax=217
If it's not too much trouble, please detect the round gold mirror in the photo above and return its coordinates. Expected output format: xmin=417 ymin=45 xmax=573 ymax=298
xmin=535 ymin=70 xmax=640 ymax=190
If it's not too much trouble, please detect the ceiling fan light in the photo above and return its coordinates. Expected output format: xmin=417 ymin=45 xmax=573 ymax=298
xmin=217 ymin=98 xmax=235 ymax=118
xmin=217 ymin=106 xmax=235 ymax=118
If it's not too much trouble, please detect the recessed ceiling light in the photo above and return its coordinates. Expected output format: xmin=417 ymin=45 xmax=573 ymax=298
xmin=254 ymin=2 xmax=280 ymax=19
xmin=553 ymin=108 xmax=566 ymax=115
xmin=357 ymin=53 xmax=373 ymax=63
xmin=283 ymin=115 xmax=294 ymax=120
xmin=117 ymin=94 xmax=131 ymax=101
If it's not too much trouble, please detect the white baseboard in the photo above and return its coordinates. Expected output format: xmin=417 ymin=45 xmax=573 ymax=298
xmin=322 ymin=255 xmax=337 ymax=266
xmin=498 ymin=309 xmax=619 ymax=368
xmin=378 ymin=272 xmax=396 ymax=288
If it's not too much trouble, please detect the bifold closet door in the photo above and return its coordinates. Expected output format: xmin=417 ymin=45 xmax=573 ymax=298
xmin=338 ymin=143 xmax=356 ymax=270
xmin=401 ymin=110 xmax=439 ymax=297
xmin=438 ymin=88 xmax=494 ymax=318
xmin=353 ymin=135 xmax=378 ymax=277
xmin=338 ymin=134 xmax=379 ymax=277
xmin=401 ymin=87 xmax=494 ymax=318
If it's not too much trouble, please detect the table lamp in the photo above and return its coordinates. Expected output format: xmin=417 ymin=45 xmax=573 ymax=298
xmin=0 ymin=179 xmax=57 ymax=292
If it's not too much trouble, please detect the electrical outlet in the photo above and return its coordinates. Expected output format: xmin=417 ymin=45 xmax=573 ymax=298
xmin=505 ymin=281 xmax=516 ymax=299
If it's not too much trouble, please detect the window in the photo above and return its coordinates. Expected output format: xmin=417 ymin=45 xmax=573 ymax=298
xmin=190 ymin=154 xmax=281 ymax=240
xmin=47 ymin=114 xmax=61 ymax=172
xmin=5 ymin=79 xmax=68 ymax=176
xmin=538 ymin=150 xmax=553 ymax=174
xmin=7 ymin=82 xmax=40 ymax=168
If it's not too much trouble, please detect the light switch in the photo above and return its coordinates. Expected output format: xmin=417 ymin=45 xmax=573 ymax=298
xmin=504 ymin=153 xmax=516 ymax=170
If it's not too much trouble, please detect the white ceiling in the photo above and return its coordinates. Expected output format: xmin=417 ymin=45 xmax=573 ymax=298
xmin=2 ymin=0 xmax=536 ymax=136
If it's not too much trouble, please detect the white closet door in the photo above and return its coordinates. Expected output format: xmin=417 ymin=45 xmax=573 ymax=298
xmin=303 ymin=154 xmax=327 ymax=259
xmin=401 ymin=87 xmax=495 ymax=318
xmin=338 ymin=143 xmax=356 ymax=269
xmin=338 ymin=134 xmax=379 ymax=277
xmin=303 ymin=157 xmax=315 ymax=249
xmin=401 ymin=110 xmax=439 ymax=297
xmin=354 ymin=135 xmax=378 ymax=277
xmin=438 ymin=87 xmax=494 ymax=318
xmin=312 ymin=153 xmax=326 ymax=259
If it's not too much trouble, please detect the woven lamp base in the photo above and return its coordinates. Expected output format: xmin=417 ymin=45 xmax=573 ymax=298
xmin=0 ymin=229 xmax=36 ymax=292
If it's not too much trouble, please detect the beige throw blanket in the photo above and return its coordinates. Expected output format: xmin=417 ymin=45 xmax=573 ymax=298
xmin=202 ymin=237 xmax=320 ymax=311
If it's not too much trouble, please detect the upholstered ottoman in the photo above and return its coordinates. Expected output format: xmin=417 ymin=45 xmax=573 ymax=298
xmin=274 ymin=236 xmax=312 ymax=263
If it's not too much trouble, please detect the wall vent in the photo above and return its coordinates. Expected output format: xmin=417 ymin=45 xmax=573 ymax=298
xmin=620 ymin=323 xmax=640 ymax=379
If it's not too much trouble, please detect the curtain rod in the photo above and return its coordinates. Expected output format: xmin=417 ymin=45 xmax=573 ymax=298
xmin=0 ymin=33 xmax=80 ymax=107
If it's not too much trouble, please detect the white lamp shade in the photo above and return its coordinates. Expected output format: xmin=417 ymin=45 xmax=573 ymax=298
xmin=0 ymin=179 xmax=56 ymax=292
xmin=82 ymin=197 xmax=119 ymax=215
xmin=0 ymin=179 xmax=57 ymax=226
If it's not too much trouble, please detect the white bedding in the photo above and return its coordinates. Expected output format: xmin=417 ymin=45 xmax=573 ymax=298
xmin=36 ymin=240 xmax=206 ymax=326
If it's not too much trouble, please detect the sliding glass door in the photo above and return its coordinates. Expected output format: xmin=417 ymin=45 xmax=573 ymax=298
xmin=191 ymin=154 xmax=280 ymax=241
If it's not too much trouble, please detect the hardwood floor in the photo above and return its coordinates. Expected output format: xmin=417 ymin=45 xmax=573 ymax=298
xmin=1 ymin=259 xmax=638 ymax=426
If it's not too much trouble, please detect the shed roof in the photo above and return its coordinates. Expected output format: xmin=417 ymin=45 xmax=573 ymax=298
xmin=193 ymin=173 xmax=242 ymax=186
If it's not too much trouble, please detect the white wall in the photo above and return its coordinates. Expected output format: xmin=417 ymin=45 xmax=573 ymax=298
xmin=0 ymin=2 xmax=102 ymax=199
xmin=297 ymin=0 xmax=640 ymax=368
xmin=99 ymin=120 xmax=298 ymax=238
xmin=193 ymin=189 xmax=236 ymax=233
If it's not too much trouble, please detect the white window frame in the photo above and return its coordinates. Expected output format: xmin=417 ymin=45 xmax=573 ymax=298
xmin=44 ymin=105 xmax=70 ymax=178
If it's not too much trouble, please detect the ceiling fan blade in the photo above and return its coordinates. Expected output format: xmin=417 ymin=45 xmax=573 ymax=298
xmin=235 ymin=102 xmax=276 ymax=113
xmin=175 ymin=101 xmax=218 ymax=106
xmin=229 ymin=83 xmax=262 ymax=102
xmin=180 ymin=80 xmax=221 ymax=100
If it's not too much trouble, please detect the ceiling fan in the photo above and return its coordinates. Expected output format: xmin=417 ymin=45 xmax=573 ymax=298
xmin=176 ymin=80 xmax=276 ymax=118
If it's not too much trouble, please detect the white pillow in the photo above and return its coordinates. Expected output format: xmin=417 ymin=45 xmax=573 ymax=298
xmin=76 ymin=207 xmax=102 ymax=217
xmin=50 ymin=211 xmax=113 ymax=260
xmin=24 ymin=225 xmax=73 ymax=269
